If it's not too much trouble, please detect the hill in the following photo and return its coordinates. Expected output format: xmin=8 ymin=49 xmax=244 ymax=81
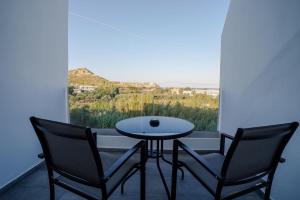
xmin=68 ymin=67 xmax=159 ymax=89
xmin=68 ymin=68 xmax=108 ymax=87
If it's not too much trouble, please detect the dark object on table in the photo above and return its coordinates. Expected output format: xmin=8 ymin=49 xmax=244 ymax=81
xmin=30 ymin=116 xmax=147 ymax=200
xmin=171 ymin=122 xmax=299 ymax=200
xmin=149 ymin=119 xmax=160 ymax=127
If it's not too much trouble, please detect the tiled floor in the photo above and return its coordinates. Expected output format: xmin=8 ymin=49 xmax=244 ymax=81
xmin=0 ymin=153 xmax=262 ymax=200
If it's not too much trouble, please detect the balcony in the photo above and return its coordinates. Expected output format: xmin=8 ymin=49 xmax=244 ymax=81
xmin=1 ymin=0 xmax=300 ymax=200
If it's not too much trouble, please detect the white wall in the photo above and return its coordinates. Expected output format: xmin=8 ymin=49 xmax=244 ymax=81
xmin=0 ymin=0 xmax=68 ymax=188
xmin=219 ymin=0 xmax=300 ymax=199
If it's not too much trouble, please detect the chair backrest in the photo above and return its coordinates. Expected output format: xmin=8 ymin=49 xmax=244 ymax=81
xmin=222 ymin=122 xmax=298 ymax=184
xmin=30 ymin=116 xmax=104 ymax=186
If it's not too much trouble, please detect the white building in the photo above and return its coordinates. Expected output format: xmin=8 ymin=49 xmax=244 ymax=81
xmin=193 ymin=88 xmax=219 ymax=97
xmin=78 ymin=85 xmax=96 ymax=92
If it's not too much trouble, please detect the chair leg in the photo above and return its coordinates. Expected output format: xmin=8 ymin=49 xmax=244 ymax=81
xmin=101 ymin=188 xmax=108 ymax=200
xmin=214 ymin=182 xmax=222 ymax=200
xmin=264 ymin=180 xmax=273 ymax=200
xmin=49 ymin=180 xmax=55 ymax=200
xmin=101 ymin=192 xmax=107 ymax=200
xmin=214 ymin=192 xmax=221 ymax=200
xmin=140 ymin=166 xmax=145 ymax=200
xmin=47 ymin=169 xmax=55 ymax=200
xmin=140 ymin=141 xmax=146 ymax=200
xmin=264 ymin=169 xmax=276 ymax=200
xmin=264 ymin=187 xmax=271 ymax=200
xmin=171 ymin=140 xmax=179 ymax=200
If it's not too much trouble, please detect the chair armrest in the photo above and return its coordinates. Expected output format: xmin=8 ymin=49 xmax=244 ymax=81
xmin=220 ymin=132 xmax=234 ymax=155
xmin=102 ymin=140 xmax=146 ymax=181
xmin=176 ymin=140 xmax=223 ymax=180
xmin=92 ymin=132 xmax=97 ymax=144
xmin=279 ymin=157 xmax=286 ymax=163
xmin=220 ymin=133 xmax=234 ymax=140
xmin=38 ymin=153 xmax=44 ymax=159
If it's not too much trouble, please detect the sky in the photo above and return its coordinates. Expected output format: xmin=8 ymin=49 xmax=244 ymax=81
xmin=69 ymin=0 xmax=230 ymax=88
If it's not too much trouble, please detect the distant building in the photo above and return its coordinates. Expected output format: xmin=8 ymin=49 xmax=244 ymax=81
xmin=169 ymin=87 xmax=219 ymax=97
xmin=193 ymin=88 xmax=219 ymax=97
xmin=170 ymin=88 xmax=180 ymax=95
xmin=142 ymin=88 xmax=156 ymax=93
xmin=73 ymin=85 xmax=96 ymax=93
xmin=182 ymin=90 xmax=193 ymax=96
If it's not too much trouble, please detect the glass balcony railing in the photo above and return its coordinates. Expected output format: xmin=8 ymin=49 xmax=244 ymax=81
xmin=68 ymin=76 xmax=219 ymax=132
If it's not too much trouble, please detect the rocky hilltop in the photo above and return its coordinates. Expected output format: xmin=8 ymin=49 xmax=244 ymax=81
xmin=68 ymin=68 xmax=108 ymax=87
xmin=68 ymin=67 xmax=159 ymax=89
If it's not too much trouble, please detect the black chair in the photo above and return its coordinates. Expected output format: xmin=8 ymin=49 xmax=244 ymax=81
xmin=30 ymin=116 xmax=147 ymax=200
xmin=171 ymin=122 xmax=299 ymax=200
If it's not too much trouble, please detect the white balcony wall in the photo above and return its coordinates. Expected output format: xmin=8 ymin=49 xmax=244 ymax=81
xmin=219 ymin=0 xmax=300 ymax=199
xmin=0 ymin=0 xmax=68 ymax=188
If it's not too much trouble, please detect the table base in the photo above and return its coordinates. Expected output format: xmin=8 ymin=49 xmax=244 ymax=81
xmin=121 ymin=140 xmax=184 ymax=200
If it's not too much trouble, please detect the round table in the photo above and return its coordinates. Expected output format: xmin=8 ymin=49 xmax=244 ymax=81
xmin=115 ymin=116 xmax=194 ymax=140
xmin=115 ymin=116 xmax=194 ymax=199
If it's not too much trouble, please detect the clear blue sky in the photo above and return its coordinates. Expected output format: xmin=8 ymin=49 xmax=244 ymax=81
xmin=69 ymin=0 xmax=230 ymax=88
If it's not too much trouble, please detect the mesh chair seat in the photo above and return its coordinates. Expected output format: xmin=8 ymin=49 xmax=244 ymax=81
xmin=101 ymin=152 xmax=139 ymax=193
xmin=179 ymin=153 xmax=263 ymax=198
xmin=55 ymin=151 xmax=139 ymax=196
xmin=56 ymin=152 xmax=139 ymax=197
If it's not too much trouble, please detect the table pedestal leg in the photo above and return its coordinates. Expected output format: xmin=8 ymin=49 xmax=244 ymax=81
xmin=156 ymin=140 xmax=171 ymax=199
xmin=160 ymin=140 xmax=185 ymax=180
xmin=121 ymin=139 xmax=184 ymax=200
